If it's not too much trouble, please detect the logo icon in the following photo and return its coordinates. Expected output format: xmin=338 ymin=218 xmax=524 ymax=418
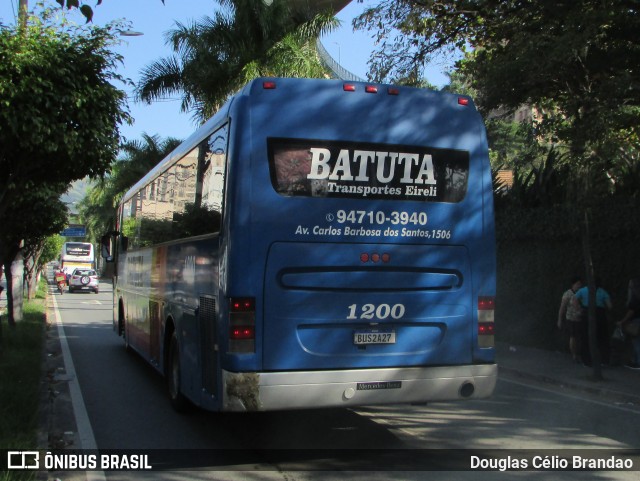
xmin=7 ymin=451 xmax=40 ymax=470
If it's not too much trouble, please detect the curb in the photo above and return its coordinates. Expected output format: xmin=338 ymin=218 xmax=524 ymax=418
xmin=38 ymin=286 xmax=89 ymax=481
xmin=39 ymin=286 xmax=79 ymax=451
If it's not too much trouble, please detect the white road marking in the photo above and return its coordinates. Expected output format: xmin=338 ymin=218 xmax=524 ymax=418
xmin=51 ymin=294 xmax=106 ymax=481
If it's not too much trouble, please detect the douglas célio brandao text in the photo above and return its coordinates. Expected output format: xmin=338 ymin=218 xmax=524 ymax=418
xmin=470 ymin=455 xmax=634 ymax=471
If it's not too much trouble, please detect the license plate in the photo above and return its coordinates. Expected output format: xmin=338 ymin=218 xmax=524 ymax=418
xmin=353 ymin=330 xmax=396 ymax=345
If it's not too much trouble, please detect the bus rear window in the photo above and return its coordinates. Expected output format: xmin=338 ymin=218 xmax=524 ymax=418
xmin=65 ymin=243 xmax=92 ymax=256
xmin=268 ymin=138 xmax=469 ymax=203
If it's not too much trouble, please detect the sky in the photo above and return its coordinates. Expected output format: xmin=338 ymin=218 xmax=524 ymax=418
xmin=1 ymin=0 xmax=452 ymax=144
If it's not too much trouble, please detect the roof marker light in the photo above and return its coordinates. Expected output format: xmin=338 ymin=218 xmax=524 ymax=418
xmin=343 ymin=84 xmax=356 ymax=92
xmin=458 ymin=97 xmax=470 ymax=106
xmin=360 ymin=252 xmax=391 ymax=263
xmin=387 ymin=87 xmax=400 ymax=96
xmin=263 ymin=81 xmax=277 ymax=89
xmin=365 ymin=85 xmax=378 ymax=94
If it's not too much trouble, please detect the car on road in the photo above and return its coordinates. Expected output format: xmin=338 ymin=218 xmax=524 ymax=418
xmin=68 ymin=268 xmax=99 ymax=294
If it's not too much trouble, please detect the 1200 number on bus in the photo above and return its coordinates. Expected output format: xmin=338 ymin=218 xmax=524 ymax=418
xmin=347 ymin=303 xmax=406 ymax=320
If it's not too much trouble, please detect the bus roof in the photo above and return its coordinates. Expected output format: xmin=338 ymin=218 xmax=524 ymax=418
xmin=121 ymin=77 xmax=480 ymax=205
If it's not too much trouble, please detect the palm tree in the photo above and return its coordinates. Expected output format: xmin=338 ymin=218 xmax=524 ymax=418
xmin=79 ymin=133 xmax=182 ymax=242
xmin=136 ymin=0 xmax=338 ymax=122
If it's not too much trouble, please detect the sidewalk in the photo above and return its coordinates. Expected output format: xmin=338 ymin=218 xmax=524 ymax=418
xmin=497 ymin=342 xmax=640 ymax=407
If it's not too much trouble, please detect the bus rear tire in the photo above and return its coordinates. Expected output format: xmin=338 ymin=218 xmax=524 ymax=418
xmin=167 ymin=331 xmax=189 ymax=412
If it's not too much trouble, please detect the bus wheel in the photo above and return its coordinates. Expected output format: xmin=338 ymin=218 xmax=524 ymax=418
xmin=168 ymin=331 xmax=189 ymax=412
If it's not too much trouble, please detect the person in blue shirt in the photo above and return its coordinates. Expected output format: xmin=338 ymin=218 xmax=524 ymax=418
xmin=572 ymin=279 xmax=612 ymax=366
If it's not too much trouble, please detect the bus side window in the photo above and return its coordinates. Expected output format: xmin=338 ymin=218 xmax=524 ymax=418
xmin=161 ymin=123 xmax=228 ymax=239
xmin=120 ymin=123 xmax=229 ymax=250
xmin=201 ymin=124 xmax=228 ymax=232
xmin=121 ymin=197 xmax=136 ymax=248
xmin=100 ymin=235 xmax=113 ymax=262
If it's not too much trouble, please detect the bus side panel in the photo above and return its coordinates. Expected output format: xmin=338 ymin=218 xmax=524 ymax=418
xmin=159 ymin=237 xmax=221 ymax=404
xmin=120 ymin=249 xmax=154 ymax=360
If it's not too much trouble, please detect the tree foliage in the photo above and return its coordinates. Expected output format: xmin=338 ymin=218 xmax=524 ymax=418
xmin=355 ymin=0 xmax=640 ymax=156
xmin=1 ymin=187 xmax=68 ymax=324
xmin=0 ymin=10 xmax=130 ymax=323
xmin=0 ymin=15 xmax=129 ymax=229
xmin=136 ymin=0 xmax=338 ymax=121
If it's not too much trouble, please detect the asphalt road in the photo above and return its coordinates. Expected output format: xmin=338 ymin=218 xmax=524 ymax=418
xmin=50 ymin=280 xmax=640 ymax=480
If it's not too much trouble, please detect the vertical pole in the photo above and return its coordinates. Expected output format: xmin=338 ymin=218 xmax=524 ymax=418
xmin=18 ymin=0 xmax=28 ymax=30
xmin=582 ymin=208 xmax=602 ymax=380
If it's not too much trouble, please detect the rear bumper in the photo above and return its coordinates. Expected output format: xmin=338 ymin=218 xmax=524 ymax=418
xmin=69 ymin=284 xmax=98 ymax=291
xmin=222 ymin=364 xmax=497 ymax=412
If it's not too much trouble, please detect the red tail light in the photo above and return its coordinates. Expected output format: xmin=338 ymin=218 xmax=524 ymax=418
xmin=231 ymin=298 xmax=255 ymax=312
xmin=477 ymin=296 xmax=495 ymax=348
xmin=478 ymin=323 xmax=495 ymax=335
xmin=230 ymin=326 xmax=255 ymax=340
xmin=229 ymin=297 xmax=256 ymax=353
xmin=478 ymin=296 xmax=495 ymax=311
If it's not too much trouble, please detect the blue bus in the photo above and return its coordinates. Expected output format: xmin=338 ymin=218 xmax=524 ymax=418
xmin=102 ymin=77 xmax=496 ymax=412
